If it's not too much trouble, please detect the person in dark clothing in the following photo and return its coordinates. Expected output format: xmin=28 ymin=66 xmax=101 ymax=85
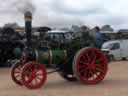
xmin=95 ymin=26 xmax=103 ymax=49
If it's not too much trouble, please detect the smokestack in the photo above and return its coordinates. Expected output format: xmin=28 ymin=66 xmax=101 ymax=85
xmin=24 ymin=11 xmax=32 ymax=47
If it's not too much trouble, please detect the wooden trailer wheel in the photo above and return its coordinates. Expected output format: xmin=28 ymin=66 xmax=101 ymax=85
xmin=73 ymin=47 xmax=108 ymax=84
xmin=11 ymin=61 xmax=22 ymax=85
xmin=21 ymin=62 xmax=46 ymax=89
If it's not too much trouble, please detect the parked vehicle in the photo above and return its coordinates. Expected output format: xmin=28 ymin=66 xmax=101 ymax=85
xmin=102 ymin=39 xmax=128 ymax=60
xmin=0 ymin=40 xmax=24 ymax=66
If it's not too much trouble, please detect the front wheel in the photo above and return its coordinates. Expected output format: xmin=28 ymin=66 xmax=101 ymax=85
xmin=21 ymin=62 xmax=47 ymax=89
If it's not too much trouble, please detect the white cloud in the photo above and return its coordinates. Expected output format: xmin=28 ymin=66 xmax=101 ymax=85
xmin=0 ymin=0 xmax=127 ymax=29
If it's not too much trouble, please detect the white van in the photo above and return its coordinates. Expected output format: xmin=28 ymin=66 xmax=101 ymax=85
xmin=102 ymin=40 xmax=128 ymax=60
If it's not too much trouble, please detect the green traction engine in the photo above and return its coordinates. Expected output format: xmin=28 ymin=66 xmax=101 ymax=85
xmin=10 ymin=11 xmax=108 ymax=89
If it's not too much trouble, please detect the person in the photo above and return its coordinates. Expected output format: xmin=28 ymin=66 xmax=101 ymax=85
xmin=94 ymin=26 xmax=103 ymax=49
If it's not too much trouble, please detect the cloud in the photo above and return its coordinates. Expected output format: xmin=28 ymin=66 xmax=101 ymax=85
xmin=0 ymin=0 xmax=127 ymax=30
xmin=52 ymin=0 xmax=107 ymax=15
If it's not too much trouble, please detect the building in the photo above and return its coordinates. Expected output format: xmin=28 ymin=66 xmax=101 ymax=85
xmin=116 ymin=29 xmax=128 ymax=39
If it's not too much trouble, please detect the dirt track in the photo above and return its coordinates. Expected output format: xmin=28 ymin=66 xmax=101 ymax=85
xmin=0 ymin=61 xmax=128 ymax=96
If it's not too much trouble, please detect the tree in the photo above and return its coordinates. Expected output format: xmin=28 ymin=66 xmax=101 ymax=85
xmin=101 ymin=25 xmax=114 ymax=31
xmin=3 ymin=23 xmax=20 ymax=28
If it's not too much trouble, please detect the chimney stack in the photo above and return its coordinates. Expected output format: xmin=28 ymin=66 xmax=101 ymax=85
xmin=24 ymin=11 xmax=32 ymax=47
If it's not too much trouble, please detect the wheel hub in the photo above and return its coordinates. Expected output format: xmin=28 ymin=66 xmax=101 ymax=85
xmin=30 ymin=71 xmax=37 ymax=78
xmin=88 ymin=62 xmax=95 ymax=70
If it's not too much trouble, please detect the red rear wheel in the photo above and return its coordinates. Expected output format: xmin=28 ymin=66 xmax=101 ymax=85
xmin=11 ymin=61 xmax=22 ymax=85
xmin=21 ymin=62 xmax=46 ymax=89
xmin=73 ymin=47 xmax=108 ymax=84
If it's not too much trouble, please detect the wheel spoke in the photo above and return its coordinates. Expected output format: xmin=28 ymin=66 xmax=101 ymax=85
xmin=83 ymin=71 xmax=88 ymax=78
xmin=79 ymin=61 xmax=88 ymax=65
xmin=96 ymin=64 xmax=102 ymax=69
xmin=96 ymin=67 xmax=102 ymax=72
xmin=89 ymin=70 xmax=94 ymax=76
xmin=29 ymin=80 xmax=33 ymax=86
xmin=87 ymin=70 xmax=93 ymax=79
xmin=79 ymin=67 xmax=88 ymax=73
xmin=34 ymin=78 xmax=38 ymax=84
xmin=15 ymin=74 xmax=20 ymax=78
xmin=92 ymin=55 xmax=96 ymax=63
xmin=95 ymin=72 xmax=99 ymax=77
xmin=15 ymin=71 xmax=20 ymax=73
xmin=86 ymin=71 xmax=90 ymax=79
xmin=82 ymin=55 xmax=86 ymax=60
xmin=95 ymin=58 xmax=102 ymax=63
xmin=93 ymin=69 xmax=99 ymax=76
xmin=26 ymin=76 xmax=34 ymax=83
xmin=79 ymin=69 xmax=86 ymax=73
xmin=78 ymin=65 xmax=87 ymax=69
xmin=36 ymin=76 xmax=42 ymax=81
xmin=85 ymin=53 xmax=91 ymax=61
xmin=29 ymin=67 xmax=33 ymax=72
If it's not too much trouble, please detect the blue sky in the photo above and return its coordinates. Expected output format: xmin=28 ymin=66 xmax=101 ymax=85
xmin=0 ymin=0 xmax=128 ymax=29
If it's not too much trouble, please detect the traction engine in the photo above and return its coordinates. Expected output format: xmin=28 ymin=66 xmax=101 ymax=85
xmin=10 ymin=11 xmax=108 ymax=89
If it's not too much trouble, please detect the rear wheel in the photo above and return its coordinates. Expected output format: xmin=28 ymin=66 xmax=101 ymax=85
xmin=73 ymin=47 xmax=108 ymax=84
xmin=21 ymin=62 xmax=46 ymax=89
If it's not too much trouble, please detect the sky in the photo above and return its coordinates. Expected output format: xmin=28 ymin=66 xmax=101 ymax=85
xmin=0 ymin=0 xmax=128 ymax=30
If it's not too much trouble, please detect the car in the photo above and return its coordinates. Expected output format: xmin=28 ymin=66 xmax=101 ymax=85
xmin=102 ymin=39 xmax=128 ymax=60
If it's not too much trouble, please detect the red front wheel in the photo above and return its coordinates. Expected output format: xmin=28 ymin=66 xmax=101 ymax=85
xmin=73 ymin=47 xmax=108 ymax=84
xmin=21 ymin=62 xmax=47 ymax=89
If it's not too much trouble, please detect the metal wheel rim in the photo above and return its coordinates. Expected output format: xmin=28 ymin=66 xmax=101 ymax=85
xmin=73 ymin=47 xmax=108 ymax=84
xmin=21 ymin=62 xmax=46 ymax=89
